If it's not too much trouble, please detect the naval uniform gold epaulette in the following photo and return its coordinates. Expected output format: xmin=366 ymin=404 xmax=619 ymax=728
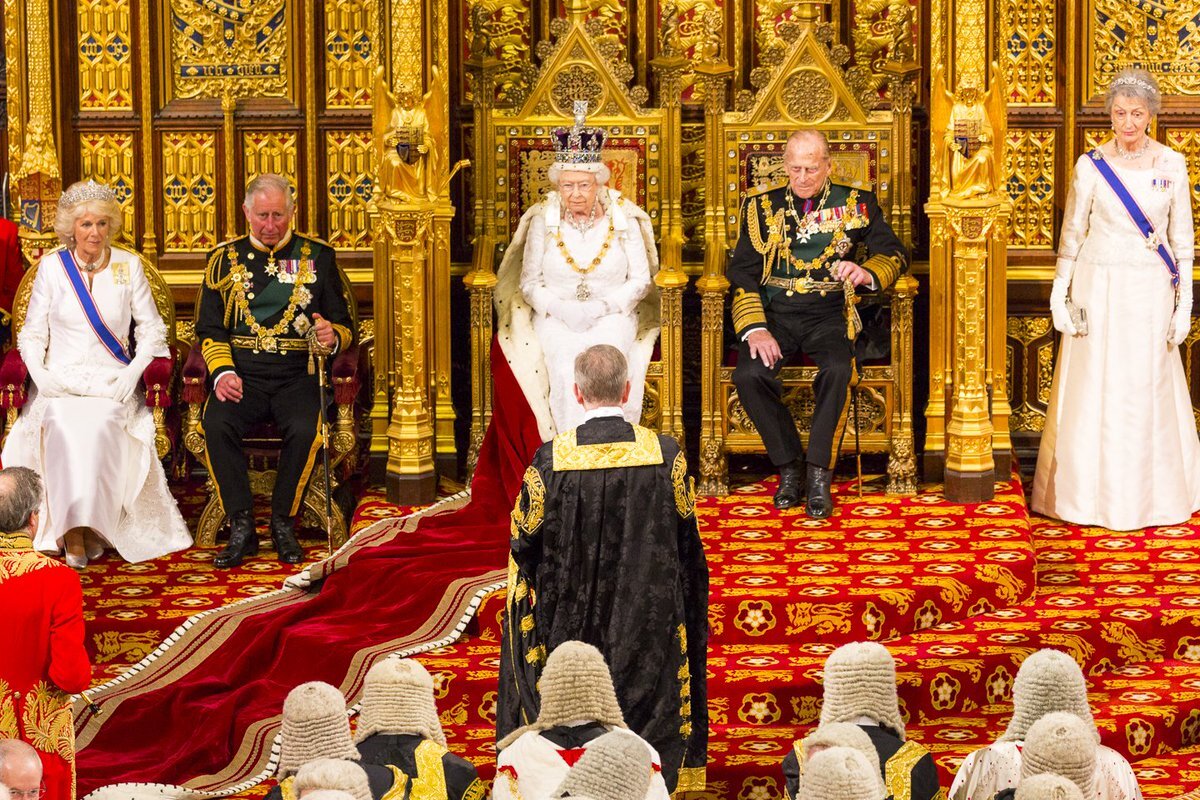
xmin=204 ymin=237 xmax=248 ymax=292
xmin=745 ymin=179 xmax=788 ymax=198
xmin=296 ymin=232 xmax=332 ymax=249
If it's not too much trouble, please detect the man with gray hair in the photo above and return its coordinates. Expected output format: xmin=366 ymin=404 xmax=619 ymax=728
xmin=0 ymin=468 xmax=92 ymax=800
xmin=498 ymin=345 xmax=709 ymax=794
xmin=197 ymin=173 xmax=354 ymax=568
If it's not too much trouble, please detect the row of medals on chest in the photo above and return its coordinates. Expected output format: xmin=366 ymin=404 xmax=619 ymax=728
xmin=230 ymin=247 xmax=317 ymax=353
xmin=778 ymin=186 xmax=853 ymax=297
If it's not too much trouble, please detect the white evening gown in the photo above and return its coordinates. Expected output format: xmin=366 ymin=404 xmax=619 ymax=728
xmin=1033 ymin=148 xmax=1200 ymax=530
xmin=519 ymin=194 xmax=653 ymax=432
xmin=2 ymin=246 xmax=191 ymax=561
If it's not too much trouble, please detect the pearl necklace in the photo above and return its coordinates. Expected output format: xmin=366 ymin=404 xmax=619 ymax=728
xmin=74 ymin=248 xmax=110 ymax=273
xmin=1114 ymin=137 xmax=1150 ymax=161
xmin=563 ymin=201 xmax=601 ymax=233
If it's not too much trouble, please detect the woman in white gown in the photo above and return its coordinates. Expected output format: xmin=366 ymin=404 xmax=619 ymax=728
xmin=1033 ymin=69 xmax=1200 ymax=530
xmin=494 ymin=107 xmax=659 ymax=439
xmin=1 ymin=180 xmax=191 ymax=566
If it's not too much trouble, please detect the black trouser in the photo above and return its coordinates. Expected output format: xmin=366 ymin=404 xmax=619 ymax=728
xmin=732 ymin=302 xmax=854 ymax=470
xmin=201 ymin=357 xmax=323 ymax=518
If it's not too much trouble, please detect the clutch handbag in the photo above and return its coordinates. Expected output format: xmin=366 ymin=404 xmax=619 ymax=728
xmin=1065 ymin=298 xmax=1088 ymax=336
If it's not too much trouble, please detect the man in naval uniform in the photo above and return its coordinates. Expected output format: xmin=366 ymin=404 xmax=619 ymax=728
xmin=728 ymin=129 xmax=906 ymax=517
xmin=498 ymin=345 xmax=709 ymax=794
xmin=197 ymin=174 xmax=353 ymax=568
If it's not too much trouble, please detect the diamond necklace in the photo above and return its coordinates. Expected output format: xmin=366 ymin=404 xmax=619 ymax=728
xmin=1114 ymin=137 xmax=1151 ymax=161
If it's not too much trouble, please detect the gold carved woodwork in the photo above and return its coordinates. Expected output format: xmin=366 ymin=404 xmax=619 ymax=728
xmin=325 ymin=0 xmax=379 ymax=108
xmin=78 ymin=132 xmax=136 ymax=244
xmin=390 ymin=0 xmax=424 ymax=104
xmin=326 ymin=131 xmax=374 ymax=251
xmin=161 ymin=132 xmax=218 ymax=252
xmin=1003 ymin=129 xmax=1055 ymax=250
xmin=1002 ymin=0 xmax=1054 ymax=106
xmin=166 ymin=0 xmax=291 ymax=102
xmin=1087 ymin=2 xmax=1200 ymax=98
xmin=242 ymin=131 xmax=299 ymax=194
xmin=76 ymin=0 xmax=133 ymax=110
xmin=464 ymin=0 xmax=533 ymax=104
xmin=1005 ymin=316 xmax=1053 ymax=433
xmin=1165 ymin=130 xmax=1200 ymax=249
xmin=13 ymin=0 xmax=61 ymax=260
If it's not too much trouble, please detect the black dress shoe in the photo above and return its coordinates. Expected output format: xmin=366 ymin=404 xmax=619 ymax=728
xmin=773 ymin=461 xmax=803 ymax=509
xmin=806 ymin=463 xmax=834 ymax=519
xmin=270 ymin=514 xmax=304 ymax=564
xmin=213 ymin=510 xmax=258 ymax=569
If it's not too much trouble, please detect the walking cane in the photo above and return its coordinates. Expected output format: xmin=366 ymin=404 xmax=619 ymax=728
xmin=308 ymin=331 xmax=335 ymax=543
xmin=841 ymin=268 xmax=864 ymax=497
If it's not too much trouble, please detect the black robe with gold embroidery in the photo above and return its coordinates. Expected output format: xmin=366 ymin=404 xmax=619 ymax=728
xmin=496 ymin=416 xmax=709 ymax=794
xmin=266 ymin=763 xmax=406 ymax=800
xmin=356 ymin=734 xmax=486 ymax=800
xmin=781 ymin=725 xmax=944 ymax=800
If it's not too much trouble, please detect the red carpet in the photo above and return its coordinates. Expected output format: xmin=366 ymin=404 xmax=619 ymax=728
xmin=73 ymin=340 xmax=541 ymax=795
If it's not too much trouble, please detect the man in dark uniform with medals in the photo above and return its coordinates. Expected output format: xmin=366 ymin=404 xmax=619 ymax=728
xmin=728 ymin=130 xmax=906 ymax=517
xmin=197 ymin=174 xmax=353 ymax=568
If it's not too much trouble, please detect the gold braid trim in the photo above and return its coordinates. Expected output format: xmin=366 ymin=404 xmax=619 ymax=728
xmin=228 ymin=241 xmax=316 ymax=347
xmin=21 ymin=681 xmax=74 ymax=760
xmin=885 ymin=740 xmax=928 ymax=800
xmin=676 ymin=767 xmax=706 ymax=793
xmin=0 ymin=680 xmax=19 ymax=740
xmin=380 ymin=765 xmax=411 ymax=800
xmin=0 ymin=532 xmax=33 ymax=550
xmin=551 ymin=425 xmax=663 ymax=470
xmin=410 ymin=740 xmax=450 ymax=800
xmin=462 ymin=778 xmax=487 ymax=800
xmin=278 ymin=776 xmax=298 ymax=800
xmin=511 ymin=466 xmax=546 ymax=536
xmin=0 ymin=550 xmax=57 ymax=582
xmin=671 ymin=451 xmax=696 ymax=518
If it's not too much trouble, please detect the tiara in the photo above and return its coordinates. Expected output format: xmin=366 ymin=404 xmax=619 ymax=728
xmin=1110 ymin=75 xmax=1157 ymax=94
xmin=551 ymin=100 xmax=607 ymax=165
xmin=60 ymin=179 xmax=117 ymax=208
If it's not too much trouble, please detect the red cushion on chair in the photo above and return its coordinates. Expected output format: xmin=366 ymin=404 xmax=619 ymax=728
xmin=331 ymin=345 xmax=360 ymax=406
xmin=142 ymin=352 xmax=175 ymax=408
xmin=0 ymin=347 xmax=29 ymax=410
xmin=181 ymin=346 xmax=209 ymax=405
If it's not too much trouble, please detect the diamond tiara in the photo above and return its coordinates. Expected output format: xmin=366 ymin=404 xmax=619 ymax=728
xmin=1110 ymin=75 xmax=1157 ymax=94
xmin=60 ymin=179 xmax=117 ymax=208
xmin=551 ymin=100 xmax=607 ymax=166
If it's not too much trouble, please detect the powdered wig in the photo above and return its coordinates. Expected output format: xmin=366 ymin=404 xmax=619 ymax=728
xmin=1105 ymin=68 xmax=1161 ymax=116
xmin=277 ymin=682 xmax=360 ymax=777
xmin=55 ymin=180 xmax=122 ymax=247
xmin=294 ymin=759 xmax=371 ymax=800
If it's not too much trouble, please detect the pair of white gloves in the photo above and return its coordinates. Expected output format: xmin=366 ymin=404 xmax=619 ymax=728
xmin=554 ymin=299 xmax=615 ymax=332
xmin=28 ymin=357 xmax=150 ymax=404
xmin=1050 ymin=258 xmax=1192 ymax=345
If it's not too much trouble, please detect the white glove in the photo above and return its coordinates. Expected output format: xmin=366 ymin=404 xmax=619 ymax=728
xmin=27 ymin=364 xmax=67 ymax=398
xmin=1169 ymin=280 xmax=1193 ymax=346
xmin=108 ymin=363 xmax=143 ymax=404
xmin=1049 ymin=276 xmax=1078 ymax=337
xmin=553 ymin=302 xmax=594 ymax=333
xmin=581 ymin=299 xmax=609 ymax=319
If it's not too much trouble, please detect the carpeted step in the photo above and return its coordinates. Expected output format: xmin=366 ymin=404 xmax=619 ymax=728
xmin=1127 ymin=744 xmax=1200 ymax=799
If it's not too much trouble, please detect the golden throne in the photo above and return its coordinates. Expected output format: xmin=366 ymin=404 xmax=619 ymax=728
xmin=0 ymin=253 xmax=178 ymax=459
xmin=463 ymin=6 xmax=689 ymax=464
xmin=181 ymin=264 xmax=362 ymax=553
xmin=696 ymin=11 xmax=919 ymax=496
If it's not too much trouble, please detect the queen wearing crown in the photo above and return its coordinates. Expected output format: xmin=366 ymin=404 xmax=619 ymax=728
xmin=495 ymin=102 xmax=659 ymax=436
xmin=1 ymin=180 xmax=190 ymax=567
xmin=1033 ymin=69 xmax=1200 ymax=530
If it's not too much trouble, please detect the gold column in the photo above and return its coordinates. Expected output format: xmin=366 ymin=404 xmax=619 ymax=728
xmin=4 ymin=0 xmax=25 ymax=198
xmin=925 ymin=0 xmax=1012 ymax=501
xmin=13 ymin=0 xmax=61 ymax=263
xmin=693 ymin=8 xmax=732 ymax=495
xmin=136 ymin=0 xmax=157 ymax=255
xmin=302 ymin=0 xmax=319 ymax=232
xmin=220 ymin=92 xmax=238 ymax=239
xmin=650 ymin=9 xmax=689 ymax=444
xmin=462 ymin=24 xmax=503 ymax=475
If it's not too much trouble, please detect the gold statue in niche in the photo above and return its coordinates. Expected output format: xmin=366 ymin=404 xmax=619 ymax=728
xmin=931 ymin=65 xmax=1004 ymax=200
xmin=373 ymin=66 xmax=453 ymax=204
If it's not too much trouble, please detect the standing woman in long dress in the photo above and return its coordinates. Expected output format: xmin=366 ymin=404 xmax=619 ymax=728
xmin=1 ymin=181 xmax=191 ymax=566
xmin=1033 ymin=69 xmax=1200 ymax=530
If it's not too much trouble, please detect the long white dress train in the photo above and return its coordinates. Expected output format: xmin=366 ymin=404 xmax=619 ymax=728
xmin=1033 ymin=148 xmax=1200 ymax=530
xmin=1 ymin=246 xmax=191 ymax=562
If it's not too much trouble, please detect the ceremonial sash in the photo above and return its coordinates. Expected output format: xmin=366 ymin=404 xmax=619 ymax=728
xmin=1088 ymin=149 xmax=1179 ymax=288
xmin=60 ymin=249 xmax=132 ymax=365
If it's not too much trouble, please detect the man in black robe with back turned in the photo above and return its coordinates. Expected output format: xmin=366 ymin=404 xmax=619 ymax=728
xmin=497 ymin=344 xmax=709 ymax=794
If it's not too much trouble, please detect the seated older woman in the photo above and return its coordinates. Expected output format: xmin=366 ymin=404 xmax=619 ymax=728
xmin=0 ymin=180 xmax=190 ymax=567
xmin=494 ymin=109 xmax=659 ymax=437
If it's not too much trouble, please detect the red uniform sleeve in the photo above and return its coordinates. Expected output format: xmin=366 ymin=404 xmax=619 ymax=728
xmin=0 ymin=220 xmax=25 ymax=316
xmin=48 ymin=570 xmax=92 ymax=693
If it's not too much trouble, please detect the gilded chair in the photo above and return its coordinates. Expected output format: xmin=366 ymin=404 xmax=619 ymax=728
xmin=0 ymin=252 xmax=177 ymax=458
xmin=181 ymin=263 xmax=363 ymax=554
xmin=697 ymin=16 xmax=919 ymax=496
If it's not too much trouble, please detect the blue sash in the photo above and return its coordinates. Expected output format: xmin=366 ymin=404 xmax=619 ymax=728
xmin=60 ymin=249 xmax=132 ymax=365
xmin=1088 ymin=149 xmax=1179 ymax=288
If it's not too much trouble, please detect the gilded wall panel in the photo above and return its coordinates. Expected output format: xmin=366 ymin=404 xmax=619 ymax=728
xmin=1083 ymin=129 xmax=1109 ymax=154
xmin=1004 ymin=129 xmax=1055 ymax=249
xmin=1088 ymin=2 xmax=1200 ymax=98
xmin=1002 ymin=0 xmax=1054 ymax=106
xmin=1165 ymin=129 xmax=1200 ymax=248
xmin=78 ymin=132 xmax=135 ymax=242
xmin=77 ymin=0 xmax=133 ymax=110
xmin=463 ymin=0 xmax=532 ymax=103
xmin=325 ymin=0 xmax=377 ymax=108
xmin=325 ymin=131 xmax=373 ymax=251
xmin=168 ymin=0 xmax=290 ymax=101
xmin=243 ymin=131 xmax=299 ymax=189
xmin=161 ymin=132 xmax=218 ymax=252
xmin=1006 ymin=316 xmax=1054 ymax=433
